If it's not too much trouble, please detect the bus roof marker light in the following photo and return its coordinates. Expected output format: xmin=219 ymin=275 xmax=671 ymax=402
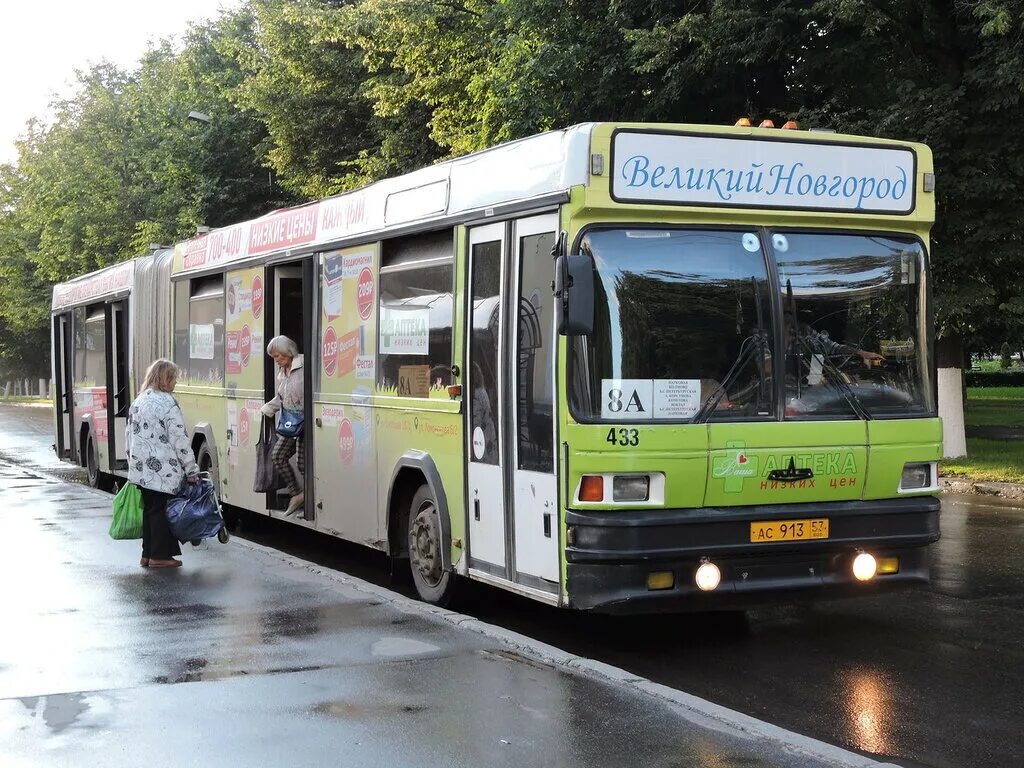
xmin=735 ymin=117 xmax=752 ymax=127
xmin=759 ymin=119 xmax=775 ymax=129
xmin=590 ymin=153 xmax=605 ymax=176
xmin=695 ymin=560 xmax=721 ymax=592
xmin=923 ymin=173 xmax=936 ymax=193
xmin=853 ymin=552 xmax=877 ymax=581
xmin=782 ymin=120 xmax=799 ymax=130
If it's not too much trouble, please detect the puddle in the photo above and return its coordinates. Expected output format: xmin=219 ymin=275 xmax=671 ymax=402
xmin=19 ymin=693 xmax=91 ymax=734
xmin=371 ymin=637 xmax=440 ymax=658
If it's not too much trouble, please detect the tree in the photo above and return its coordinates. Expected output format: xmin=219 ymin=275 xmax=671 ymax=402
xmin=225 ymin=0 xmax=442 ymax=197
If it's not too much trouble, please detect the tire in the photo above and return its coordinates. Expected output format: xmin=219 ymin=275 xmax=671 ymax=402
xmin=217 ymin=526 xmax=230 ymax=544
xmin=85 ymin=434 xmax=112 ymax=491
xmin=407 ymin=484 xmax=458 ymax=606
xmin=196 ymin=442 xmax=216 ymax=486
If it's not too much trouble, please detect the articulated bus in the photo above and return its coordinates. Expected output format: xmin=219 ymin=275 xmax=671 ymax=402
xmin=52 ymin=122 xmax=941 ymax=612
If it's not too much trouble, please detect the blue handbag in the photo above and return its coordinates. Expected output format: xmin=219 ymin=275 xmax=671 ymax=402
xmin=276 ymin=407 xmax=304 ymax=438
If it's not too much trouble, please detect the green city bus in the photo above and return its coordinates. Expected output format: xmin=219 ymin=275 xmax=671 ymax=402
xmin=51 ymin=121 xmax=940 ymax=612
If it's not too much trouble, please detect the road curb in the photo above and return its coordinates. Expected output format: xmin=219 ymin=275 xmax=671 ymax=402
xmin=942 ymin=476 xmax=1024 ymax=500
xmin=230 ymin=534 xmax=893 ymax=768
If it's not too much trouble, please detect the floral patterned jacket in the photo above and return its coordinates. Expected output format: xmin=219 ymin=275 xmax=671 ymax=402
xmin=125 ymin=389 xmax=199 ymax=494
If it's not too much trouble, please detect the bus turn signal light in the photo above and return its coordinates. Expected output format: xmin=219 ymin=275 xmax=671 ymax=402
xmin=877 ymin=557 xmax=900 ymax=574
xmin=579 ymin=475 xmax=604 ymax=502
xmin=647 ymin=571 xmax=675 ymax=591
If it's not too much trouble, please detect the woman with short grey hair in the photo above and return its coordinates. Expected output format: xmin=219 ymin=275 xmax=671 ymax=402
xmin=261 ymin=335 xmax=305 ymax=515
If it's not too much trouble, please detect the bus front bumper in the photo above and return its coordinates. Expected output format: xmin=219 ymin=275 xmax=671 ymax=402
xmin=564 ymin=497 xmax=940 ymax=614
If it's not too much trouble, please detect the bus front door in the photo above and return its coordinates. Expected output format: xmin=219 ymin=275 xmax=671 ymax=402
xmin=467 ymin=223 xmax=507 ymax=573
xmin=466 ymin=214 xmax=559 ymax=591
xmin=509 ymin=214 xmax=559 ymax=587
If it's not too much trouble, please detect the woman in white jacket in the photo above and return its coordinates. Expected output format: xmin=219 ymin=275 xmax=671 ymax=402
xmin=125 ymin=359 xmax=199 ymax=568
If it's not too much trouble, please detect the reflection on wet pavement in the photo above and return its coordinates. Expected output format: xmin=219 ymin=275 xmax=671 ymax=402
xmin=4 ymin=404 xmax=1024 ymax=768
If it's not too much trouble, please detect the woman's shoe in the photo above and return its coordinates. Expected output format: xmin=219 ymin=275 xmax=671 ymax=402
xmin=140 ymin=557 xmax=149 ymax=567
xmin=285 ymin=493 xmax=305 ymax=516
xmin=148 ymin=559 xmax=182 ymax=568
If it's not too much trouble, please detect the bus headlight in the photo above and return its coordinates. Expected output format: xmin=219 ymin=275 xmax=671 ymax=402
xmin=852 ymin=552 xmax=877 ymax=581
xmin=612 ymin=474 xmax=650 ymax=502
xmin=695 ymin=561 xmax=721 ymax=591
xmin=900 ymin=463 xmax=933 ymax=491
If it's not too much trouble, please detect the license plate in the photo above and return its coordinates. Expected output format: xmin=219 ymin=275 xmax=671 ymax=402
xmin=750 ymin=518 xmax=829 ymax=543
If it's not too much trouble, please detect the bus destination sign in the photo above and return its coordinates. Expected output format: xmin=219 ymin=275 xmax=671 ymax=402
xmin=611 ymin=131 xmax=916 ymax=214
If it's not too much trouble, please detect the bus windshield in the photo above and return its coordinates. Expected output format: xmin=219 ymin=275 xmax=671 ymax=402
xmin=776 ymin=231 xmax=932 ymax=418
xmin=570 ymin=228 xmax=775 ymax=421
xmin=569 ymin=227 xmax=932 ymax=422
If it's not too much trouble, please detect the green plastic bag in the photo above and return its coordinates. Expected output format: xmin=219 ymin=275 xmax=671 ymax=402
xmin=109 ymin=482 xmax=143 ymax=540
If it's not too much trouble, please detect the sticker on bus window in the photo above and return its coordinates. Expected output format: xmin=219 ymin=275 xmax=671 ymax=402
xmin=602 ymin=379 xmax=701 ymax=420
xmin=653 ymin=380 xmax=701 ymax=419
xmin=380 ymin=306 xmax=429 ymax=355
xmin=189 ymin=324 xmax=215 ymax=360
xmin=323 ymin=254 xmax=344 ymax=319
xmin=601 ymin=379 xmax=653 ymax=420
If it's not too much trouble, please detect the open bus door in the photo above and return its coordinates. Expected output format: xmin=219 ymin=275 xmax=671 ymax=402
xmin=265 ymin=260 xmax=314 ymax=520
xmin=52 ymin=313 xmax=75 ymax=460
xmin=105 ymin=299 xmax=130 ymax=473
xmin=465 ymin=213 xmax=560 ymax=593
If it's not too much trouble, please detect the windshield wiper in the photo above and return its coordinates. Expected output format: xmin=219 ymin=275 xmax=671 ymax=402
xmin=794 ymin=334 xmax=873 ymax=420
xmin=694 ymin=277 xmax=770 ymax=424
xmin=693 ymin=331 xmax=769 ymax=423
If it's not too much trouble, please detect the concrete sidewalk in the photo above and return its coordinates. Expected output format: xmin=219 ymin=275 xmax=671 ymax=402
xmin=0 ymin=459 xmax=891 ymax=768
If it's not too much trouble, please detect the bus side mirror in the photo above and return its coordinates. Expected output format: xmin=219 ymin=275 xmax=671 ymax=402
xmin=554 ymin=253 xmax=594 ymax=336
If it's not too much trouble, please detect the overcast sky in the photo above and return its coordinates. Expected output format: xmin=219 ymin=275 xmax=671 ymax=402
xmin=0 ymin=1 xmax=237 ymax=164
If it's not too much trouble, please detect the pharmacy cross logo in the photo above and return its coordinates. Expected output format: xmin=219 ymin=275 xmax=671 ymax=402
xmin=712 ymin=440 xmax=759 ymax=493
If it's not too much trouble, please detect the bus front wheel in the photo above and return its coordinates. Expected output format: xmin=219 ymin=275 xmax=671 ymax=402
xmin=407 ymin=484 xmax=458 ymax=606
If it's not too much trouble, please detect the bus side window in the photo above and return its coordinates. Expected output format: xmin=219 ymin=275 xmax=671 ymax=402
xmin=377 ymin=230 xmax=454 ymax=398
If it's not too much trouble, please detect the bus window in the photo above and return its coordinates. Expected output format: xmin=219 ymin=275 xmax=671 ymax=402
xmin=570 ymin=228 xmax=775 ymax=422
xmin=174 ymin=276 xmax=225 ymax=384
xmin=84 ymin=310 xmax=107 ymax=388
xmin=517 ymin=230 xmax=556 ymax=472
xmin=377 ymin=230 xmax=454 ymax=396
xmin=774 ymin=232 xmax=932 ymax=419
xmin=173 ymin=280 xmax=190 ymax=375
xmin=72 ymin=307 xmax=88 ymax=383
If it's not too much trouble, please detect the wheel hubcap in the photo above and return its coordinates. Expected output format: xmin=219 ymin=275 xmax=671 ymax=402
xmin=409 ymin=501 xmax=442 ymax=587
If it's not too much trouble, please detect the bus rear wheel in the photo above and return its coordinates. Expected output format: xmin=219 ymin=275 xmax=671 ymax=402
xmin=407 ymin=484 xmax=458 ymax=606
xmin=85 ymin=434 xmax=112 ymax=491
xmin=196 ymin=442 xmax=215 ymax=480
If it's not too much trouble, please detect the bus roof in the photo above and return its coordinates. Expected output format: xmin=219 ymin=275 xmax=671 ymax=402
xmin=51 ymin=121 xmax=933 ymax=296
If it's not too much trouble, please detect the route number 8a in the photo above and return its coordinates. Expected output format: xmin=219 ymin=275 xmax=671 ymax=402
xmin=607 ymin=427 xmax=639 ymax=447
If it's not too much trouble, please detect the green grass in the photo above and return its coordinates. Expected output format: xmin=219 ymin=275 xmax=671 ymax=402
xmin=964 ymin=387 xmax=1024 ymax=428
xmin=966 ymin=386 xmax=1024 ymax=400
xmin=0 ymin=396 xmax=50 ymax=404
xmin=941 ymin=438 xmax=1024 ymax=484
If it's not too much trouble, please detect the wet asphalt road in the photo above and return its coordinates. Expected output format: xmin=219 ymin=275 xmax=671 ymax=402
xmin=8 ymin=405 xmax=1024 ymax=768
